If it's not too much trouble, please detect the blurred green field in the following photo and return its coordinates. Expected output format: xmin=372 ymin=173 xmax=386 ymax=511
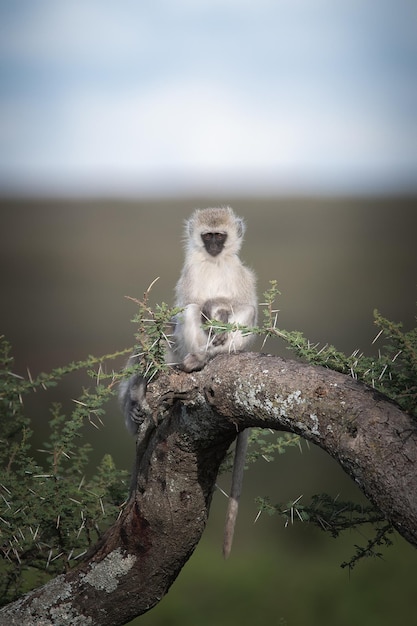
xmin=1 ymin=195 xmax=416 ymax=625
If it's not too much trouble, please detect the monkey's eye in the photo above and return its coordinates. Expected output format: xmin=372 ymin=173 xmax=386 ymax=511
xmin=201 ymin=232 xmax=227 ymax=242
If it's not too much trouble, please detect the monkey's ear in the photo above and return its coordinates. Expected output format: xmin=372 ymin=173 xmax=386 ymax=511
xmin=236 ymin=218 xmax=246 ymax=238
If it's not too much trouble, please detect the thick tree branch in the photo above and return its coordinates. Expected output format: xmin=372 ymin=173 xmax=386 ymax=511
xmin=2 ymin=353 xmax=416 ymax=625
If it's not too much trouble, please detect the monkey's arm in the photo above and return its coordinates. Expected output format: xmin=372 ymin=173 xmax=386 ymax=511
xmin=223 ymin=429 xmax=249 ymax=559
xmin=174 ymin=303 xmax=215 ymax=372
xmin=223 ymin=303 xmax=257 ymax=353
xmin=229 ymin=303 xmax=257 ymax=326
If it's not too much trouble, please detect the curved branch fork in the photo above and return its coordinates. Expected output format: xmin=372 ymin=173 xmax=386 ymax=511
xmin=2 ymin=353 xmax=416 ymax=625
xmin=199 ymin=353 xmax=417 ymax=547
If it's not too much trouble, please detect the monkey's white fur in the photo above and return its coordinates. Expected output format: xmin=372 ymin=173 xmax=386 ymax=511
xmin=167 ymin=207 xmax=257 ymax=372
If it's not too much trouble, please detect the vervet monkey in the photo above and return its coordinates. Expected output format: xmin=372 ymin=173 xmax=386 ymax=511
xmin=120 ymin=206 xmax=257 ymax=557
xmin=166 ymin=207 xmax=257 ymax=372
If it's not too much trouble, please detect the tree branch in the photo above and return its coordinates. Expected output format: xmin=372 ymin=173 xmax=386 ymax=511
xmin=2 ymin=353 xmax=416 ymax=625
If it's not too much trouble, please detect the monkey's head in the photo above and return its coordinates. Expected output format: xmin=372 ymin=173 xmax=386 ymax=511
xmin=186 ymin=207 xmax=246 ymax=258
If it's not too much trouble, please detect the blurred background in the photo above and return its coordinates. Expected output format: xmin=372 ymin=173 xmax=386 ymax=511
xmin=1 ymin=2 xmax=416 ymax=625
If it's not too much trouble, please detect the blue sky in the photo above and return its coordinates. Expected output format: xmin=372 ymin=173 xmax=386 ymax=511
xmin=0 ymin=0 xmax=416 ymax=195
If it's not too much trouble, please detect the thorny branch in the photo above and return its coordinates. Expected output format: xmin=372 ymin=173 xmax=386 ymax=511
xmin=1 ymin=351 xmax=416 ymax=625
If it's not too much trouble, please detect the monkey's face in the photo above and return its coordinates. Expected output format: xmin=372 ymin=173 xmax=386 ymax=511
xmin=201 ymin=232 xmax=227 ymax=257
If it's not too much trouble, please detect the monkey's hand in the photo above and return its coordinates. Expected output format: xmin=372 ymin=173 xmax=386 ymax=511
xmin=205 ymin=307 xmax=230 ymax=347
xmin=182 ymin=352 xmax=206 ymax=373
xmin=119 ymin=374 xmax=151 ymax=434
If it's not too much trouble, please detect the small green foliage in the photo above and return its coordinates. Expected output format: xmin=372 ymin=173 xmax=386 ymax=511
xmin=220 ymin=430 xmax=304 ymax=474
xmin=0 ymin=280 xmax=178 ymax=606
xmin=258 ymin=283 xmax=417 ymax=418
xmin=340 ymin=523 xmax=394 ymax=570
xmin=0 ymin=335 xmax=129 ymax=607
xmin=125 ymin=278 xmax=181 ymax=382
xmin=202 ymin=318 xmax=254 ymax=339
xmin=254 ymin=493 xmax=393 ymax=570
xmin=258 ymin=280 xmax=290 ymax=346
xmin=247 ymin=429 xmax=304 ymax=464
xmin=371 ymin=310 xmax=417 ymax=416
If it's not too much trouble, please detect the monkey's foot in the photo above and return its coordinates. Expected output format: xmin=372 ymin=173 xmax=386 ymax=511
xmin=182 ymin=353 xmax=205 ymax=373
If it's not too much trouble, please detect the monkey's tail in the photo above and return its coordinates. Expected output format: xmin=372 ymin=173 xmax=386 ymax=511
xmin=222 ymin=429 xmax=249 ymax=559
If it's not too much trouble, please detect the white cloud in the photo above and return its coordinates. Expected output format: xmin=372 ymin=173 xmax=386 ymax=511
xmin=4 ymin=76 xmax=411 ymax=194
xmin=0 ymin=1 xmax=416 ymax=194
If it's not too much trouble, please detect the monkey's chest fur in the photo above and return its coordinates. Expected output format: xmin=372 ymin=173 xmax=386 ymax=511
xmin=177 ymin=256 xmax=253 ymax=306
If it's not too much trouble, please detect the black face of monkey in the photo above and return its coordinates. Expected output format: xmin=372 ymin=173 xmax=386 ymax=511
xmin=201 ymin=232 xmax=227 ymax=257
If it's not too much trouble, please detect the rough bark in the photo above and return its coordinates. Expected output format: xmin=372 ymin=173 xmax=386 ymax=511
xmin=1 ymin=353 xmax=416 ymax=625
